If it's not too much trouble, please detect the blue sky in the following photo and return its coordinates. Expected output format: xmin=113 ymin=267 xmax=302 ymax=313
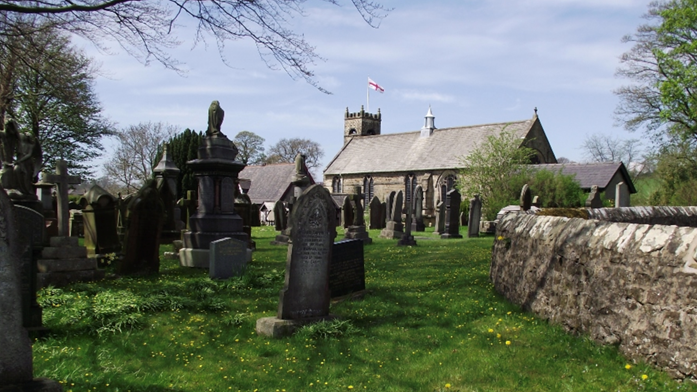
xmin=79 ymin=0 xmax=651 ymax=178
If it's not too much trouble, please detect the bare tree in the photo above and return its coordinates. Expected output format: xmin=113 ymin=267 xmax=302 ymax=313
xmin=266 ymin=137 xmax=324 ymax=171
xmin=103 ymin=122 xmax=176 ymax=193
xmin=581 ymin=134 xmax=643 ymax=165
xmin=0 ymin=1 xmax=389 ymax=93
xmin=234 ymin=130 xmax=265 ymax=165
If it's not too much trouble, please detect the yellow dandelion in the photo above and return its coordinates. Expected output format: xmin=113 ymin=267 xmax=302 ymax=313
xmin=488 ymin=328 xmax=494 ymax=333
xmin=505 ymin=341 xmax=511 ymax=345
xmin=445 ymin=383 xmax=451 ymax=388
xmin=641 ymin=374 xmax=648 ymax=380
xmin=625 ymin=364 xmax=632 ymax=369
xmin=497 ymin=236 xmax=504 ymax=240
xmin=348 ymin=386 xmax=354 ymax=390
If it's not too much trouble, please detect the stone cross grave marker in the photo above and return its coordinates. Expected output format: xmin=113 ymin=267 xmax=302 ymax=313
xmin=209 ymin=237 xmax=248 ymax=279
xmin=41 ymin=159 xmax=80 ymax=237
xmin=468 ymin=194 xmax=482 ymax=238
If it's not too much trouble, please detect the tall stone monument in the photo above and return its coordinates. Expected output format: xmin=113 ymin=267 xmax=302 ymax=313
xmin=256 ymin=185 xmax=337 ymax=338
xmin=153 ymin=143 xmax=184 ymax=243
xmin=441 ymin=189 xmax=463 ymax=239
xmin=180 ymin=101 xmax=248 ymax=267
xmin=467 ymin=194 xmax=482 ymax=238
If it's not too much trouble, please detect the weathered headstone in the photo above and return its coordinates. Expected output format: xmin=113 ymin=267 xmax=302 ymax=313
xmin=344 ymin=192 xmax=372 ymax=244
xmin=585 ymin=185 xmax=603 ymax=208
xmin=398 ymin=191 xmax=417 ymax=246
xmin=411 ymin=185 xmax=425 ymax=232
xmin=273 ymin=200 xmax=286 ymax=232
xmin=341 ymin=195 xmax=353 ymax=229
xmin=615 ymin=182 xmax=630 ymax=207
xmin=209 ymin=237 xmax=248 ymax=279
xmin=0 ymin=186 xmax=61 ymax=391
xmin=256 ymin=185 xmax=337 ymax=338
xmin=82 ymin=184 xmax=120 ymax=257
xmin=13 ymin=205 xmax=44 ymax=331
xmin=385 ymin=191 xmax=395 ymax=226
xmin=41 ymin=160 xmax=80 ymax=237
xmin=119 ymin=180 xmax=165 ymax=275
xmin=69 ymin=209 xmax=83 ymax=237
xmin=329 ymin=239 xmax=365 ymax=298
xmin=520 ymin=184 xmax=532 ymax=211
xmin=368 ymin=195 xmax=382 ymax=230
xmin=434 ymin=200 xmax=445 ymax=235
xmin=235 ymin=192 xmax=256 ymax=249
xmin=468 ymin=194 xmax=482 ymax=238
xmin=379 ymin=190 xmax=404 ymax=239
xmin=441 ymin=189 xmax=463 ymax=239
xmin=531 ymin=195 xmax=540 ymax=208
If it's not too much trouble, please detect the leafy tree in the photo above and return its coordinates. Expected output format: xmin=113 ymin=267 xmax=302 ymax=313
xmin=615 ymin=0 xmax=696 ymax=146
xmin=0 ymin=1 xmax=389 ymax=92
xmin=103 ymin=122 xmax=176 ymax=193
xmin=1 ymin=21 xmax=113 ymax=178
xmin=615 ymin=0 xmax=696 ymax=206
xmin=266 ymin=137 xmax=324 ymax=171
xmin=234 ymin=131 xmax=265 ymax=165
xmin=458 ymin=128 xmax=535 ymax=220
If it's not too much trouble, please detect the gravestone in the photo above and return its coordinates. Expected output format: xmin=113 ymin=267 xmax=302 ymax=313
xmin=271 ymin=200 xmax=291 ymax=246
xmin=441 ymin=189 xmax=463 ymax=239
xmin=341 ymin=195 xmax=353 ymax=229
xmin=460 ymin=212 xmax=467 ymax=226
xmin=585 ymin=185 xmax=603 ymax=208
xmin=41 ymin=160 xmax=80 ymax=237
xmin=379 ymin=201 xmax=387 ymax=229
xmin=531 ymin=195 xmax=540 ymax=208
xmin=256 ymin=184 xmax=337 ymax=338
xmin=209 ymin=237 xmax=248 ymax=279
xmin=329 ymin=239 xmax=365 ymax=298
xmin=384 ymin=191 xmax=395 ymax=227
xmin=397 ymin=190 xmax=417 ymax=246
xmin=434 ymin=200 xmax=445 ymax=235
xmin=468 ymin=194 xmax=482 ymax=238
xmin=520 ymin=184 xmax=532 ymax=211
xmin=615 ymin=182 xmax=630 ymax=207
xmin=368 ymin=195 xmax=383 ymax=230
xmin=235 ymin=192 xmax=256 ymax=249
xmin=14 ymin=205 xmax=44 ymax=332
xmin=411 ymin=185 xmax=425 ymax=232
xmin=35 ymin=182 xmax=58 ymax=240
xmin=0 ymin=186 xmax=61 ymax=391
xmin=379 ymin=190 xmax=404 ymax=239
xmin=273 ymin=200 xmax=286 ymax=231
xmin=82 ymin=184 xmax=120 ymax=257
xmin=69 ymin=209 xmax=83 ymax=237
xmin=119 ymin=180 xmax=165 ymax=275
xmin=344 ymin=187 xmax=371 ymax=244
xmin=153 ymin=144 xmax=184 ymax=243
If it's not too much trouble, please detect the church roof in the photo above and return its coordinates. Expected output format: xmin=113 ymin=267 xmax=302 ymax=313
xmin=533 ymin=162 xmax=637 ymax=193
xmin=324 ymin=118 xmax=537 ymax=175
xmin=239 ymin=163 xmax=315 ymax=205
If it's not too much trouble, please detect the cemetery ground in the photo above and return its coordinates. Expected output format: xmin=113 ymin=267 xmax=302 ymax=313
xmin=33 ymin=227 xmax=693 ymax=392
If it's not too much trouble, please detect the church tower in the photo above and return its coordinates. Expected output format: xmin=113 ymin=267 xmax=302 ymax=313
xmin=344 ymin=106 xmax=381 ymax=144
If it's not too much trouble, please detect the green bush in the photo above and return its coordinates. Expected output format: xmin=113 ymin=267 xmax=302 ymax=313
xmin=528 ymin=169 xmax=585 ymax=208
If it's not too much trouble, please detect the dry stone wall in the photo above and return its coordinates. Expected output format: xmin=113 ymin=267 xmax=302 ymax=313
xmin=491 ymin=213 xmax=697 ymax=379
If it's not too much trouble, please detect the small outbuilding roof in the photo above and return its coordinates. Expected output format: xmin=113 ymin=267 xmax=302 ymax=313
xmin=239 ymin=163 xmax=315 ymax=205
xmin=324 ymin=118 xmax=538 ymax=175
xmin=533 ymin=162 xmax=637 ymax=193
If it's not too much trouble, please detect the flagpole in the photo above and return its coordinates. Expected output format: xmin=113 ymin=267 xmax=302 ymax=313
xmin=366 ymin=77 xmax=370 ymax=112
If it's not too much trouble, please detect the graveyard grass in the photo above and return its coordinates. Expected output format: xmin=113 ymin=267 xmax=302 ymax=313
xmin=34 ymin=227 xmax=694 ymax=392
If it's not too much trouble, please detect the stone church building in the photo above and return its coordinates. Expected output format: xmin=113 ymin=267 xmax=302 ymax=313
xmin=322 ymin=106 xmax=558 ymax=220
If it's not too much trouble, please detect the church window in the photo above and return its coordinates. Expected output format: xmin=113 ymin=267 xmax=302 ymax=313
xmin=332 ymin=176 xmax=342 ymax=193
xmin=405 ymin=174 xmax=417 ymax=207
xmin=363 ymin=176 xmax=374 ymax=205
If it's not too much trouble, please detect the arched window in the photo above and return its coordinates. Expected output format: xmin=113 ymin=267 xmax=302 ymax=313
xmin=332 ymin=176 xmax=342 ymax=193
xmin=363 ymin=176 xmax=374 ymax=205
xmin=440 ymin=174 xmax=457 ymax=202
xmin=404 ymin=173 xmax=416 ymax=208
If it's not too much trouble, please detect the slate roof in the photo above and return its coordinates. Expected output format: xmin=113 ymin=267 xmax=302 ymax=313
xmin=324 ymin=118 xmax=537 ymax=175
xmin=533 ymin=162 xmax=637 ymax=193
xmin=239 ymin=163 xmax=315 ymax=205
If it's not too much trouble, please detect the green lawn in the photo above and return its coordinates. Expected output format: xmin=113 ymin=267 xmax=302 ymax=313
xmin=33 ymin=226 xmax=694 ymax=391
